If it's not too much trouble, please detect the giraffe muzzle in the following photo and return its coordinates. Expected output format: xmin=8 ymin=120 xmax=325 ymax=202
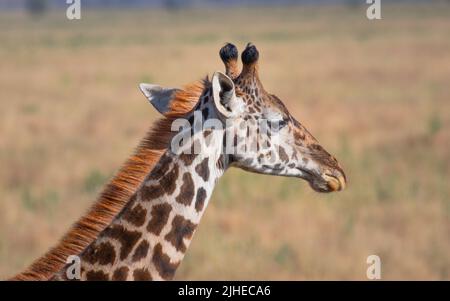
xmin=322 ymin=173 xmax=346 ymax=192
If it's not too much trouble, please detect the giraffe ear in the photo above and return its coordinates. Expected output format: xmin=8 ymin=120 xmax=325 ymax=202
xmin=211 ymin=71 xmax=242 ymax=118
xmin=139 ymin=83 xmax=180 ymax=115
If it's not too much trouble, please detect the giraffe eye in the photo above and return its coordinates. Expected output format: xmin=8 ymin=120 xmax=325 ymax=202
xmin=269 ymin=118 xmax=288 ymax=131
xmin=278 ymin=119 xmax=288 ymax=128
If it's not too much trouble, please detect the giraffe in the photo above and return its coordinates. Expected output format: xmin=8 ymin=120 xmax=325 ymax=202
xmin=11 ymin=43 xmax=346 ymax=281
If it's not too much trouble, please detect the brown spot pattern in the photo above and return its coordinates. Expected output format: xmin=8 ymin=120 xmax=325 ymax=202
xmin=122 ymin=204 xmax=147 ymax=227
xmin=279 ymin=146 xmax=289 ymax=163
xmin=164 ymin=215 xmax=197 ymax=252
xmin=82 ymin=241 xmax=116 ymax=266
xmin=132 ymin=240 xmax=150 ymax=262
xmin=175 ymin=173 xmax=195 ymax=206
xmin=133 ymin=268 xmax=152 ymax=281
xmin=217 ymin=154 xmax=226 ymax=170
xmin=147 ymin=203 xmax=172 ymax=235
xmin=195 ymin=187 xmax=207 ymax=212
xmin=104 ymin=225 xmax=142 ymax=260
xmin=112 ymin=266 xmax=129 ymax=281
xmin=195 ymin=158 xmax=210 ymax=182
xmin=160 ymin=164 xmax=179 ymax=195
xmin=141 ymin=184 xmax=165 ymax=201
xmin=179 ymin=153 xmax=197 ymax=166
xmin=141 ymin=164 xmax=179 ymax=201
xmin=85 ymin=270 xmax=109 ymax=281
xmin=148 ymin=154 xmax=172 ymax=180
xmin=152 ymin=243 xmax=179 ymax=280
xmin=294 ymin=130 xmax=305 ymax=141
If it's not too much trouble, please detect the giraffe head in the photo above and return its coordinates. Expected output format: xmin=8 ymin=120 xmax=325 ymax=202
xmin=140 ymin=43 xmax=346 ymax=193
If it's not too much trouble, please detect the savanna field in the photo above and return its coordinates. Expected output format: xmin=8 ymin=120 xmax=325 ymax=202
xmin=0 ymin=4 xmax=449 ymax=280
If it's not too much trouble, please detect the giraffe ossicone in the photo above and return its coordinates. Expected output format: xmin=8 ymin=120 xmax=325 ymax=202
xmin=11 ymin=43 xmax=346 ymax=281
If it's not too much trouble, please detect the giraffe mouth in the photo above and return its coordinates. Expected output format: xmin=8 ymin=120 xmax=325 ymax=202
xmin=296 ymin=168 xmax=346 ymax=193
xmin=322 ymin=173 xmax=346 ymax=192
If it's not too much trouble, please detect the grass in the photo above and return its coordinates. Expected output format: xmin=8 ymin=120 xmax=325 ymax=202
xmin=0 ymin=4 xmax=449 ymax=280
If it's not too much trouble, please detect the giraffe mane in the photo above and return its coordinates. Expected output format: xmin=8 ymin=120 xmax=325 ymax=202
xmin=10 ymin=79 xmax=208 ymax=281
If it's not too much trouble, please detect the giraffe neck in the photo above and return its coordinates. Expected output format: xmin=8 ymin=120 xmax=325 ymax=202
xmin=53 ymin=91 xmax=227 ymax=281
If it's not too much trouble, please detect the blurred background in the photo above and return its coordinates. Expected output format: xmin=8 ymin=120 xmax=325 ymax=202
xmin=0 ymin=0 xmax=449 ymax=280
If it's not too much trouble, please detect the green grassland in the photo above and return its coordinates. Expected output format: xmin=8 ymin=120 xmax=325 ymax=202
xmin=0 ymin=4 xmax=449 ymax=279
